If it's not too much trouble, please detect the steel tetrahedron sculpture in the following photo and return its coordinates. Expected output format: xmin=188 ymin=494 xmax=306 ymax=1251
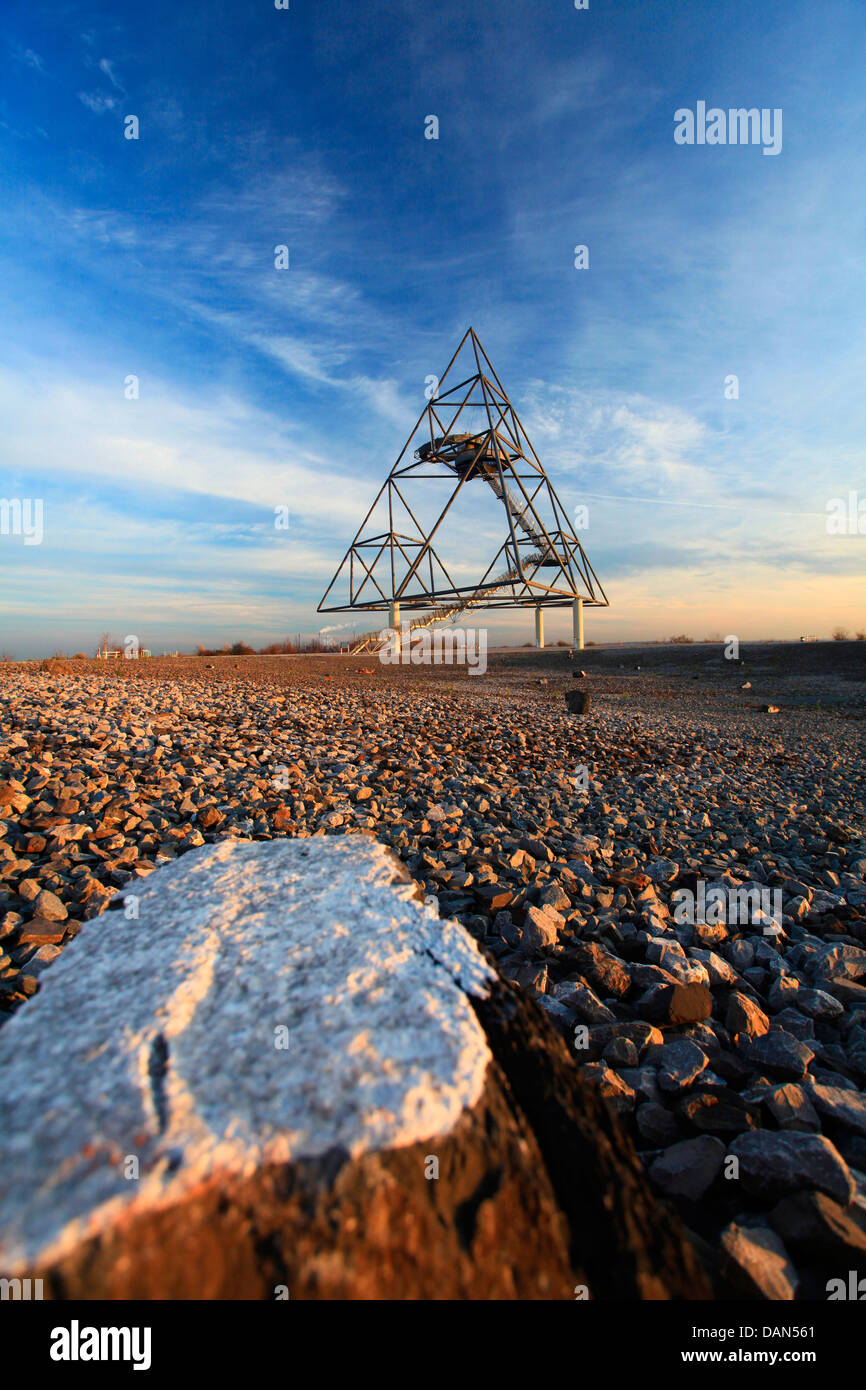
xmin=318 ymin=328 xmax=608 ymax=650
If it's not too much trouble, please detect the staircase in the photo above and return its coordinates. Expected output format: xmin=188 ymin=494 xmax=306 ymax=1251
xmin=483 ymin=469 xmax=554 ymax=558
xmin=348 ymin=464 xmax=559 ymax=655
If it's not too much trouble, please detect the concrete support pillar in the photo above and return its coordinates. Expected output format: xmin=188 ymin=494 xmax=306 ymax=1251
xmin=389 ymin=601 xmax=401 ymax=656
xmin=535 ymin=605 xmax=544 ymax=650
xmin=573 ymin=597 xmax=584 ymax=651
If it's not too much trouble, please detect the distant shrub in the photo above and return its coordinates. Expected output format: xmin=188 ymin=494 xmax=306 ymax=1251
xmin=259 ymin=638 xmax=299 ymax=654
xmin=832 ymin=627 xmax=850 ymax=641
xmin=195 ymin=636 xmax=340 ymax=656
xmin=669 ymin=634 xmax=693 ymax=644
xmin=857 ymin=631 xmax=865 ymax=641
xmin=73 ymin=652 xmax=87 ymax=659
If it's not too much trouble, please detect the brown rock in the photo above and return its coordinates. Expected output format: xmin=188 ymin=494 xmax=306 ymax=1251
xmin=521 ymin=905 xmax=559 ymax=953
xmin=474 ymin=883 xmax=514 ymax=912
xmin=580 ymin=1062 xmax=636 ymax=1116
xmin=769 ymin=1190 xmax=866 ymax=1261
xmin=0 ymin=784 xmax=30 ymax=813
xmin=31 ymin=890 xmax=68 ymax=923
xmin=640 ymin=981 xmax=712 ymax=1025
xmin=720 ymin=1223 xmax=798 ymax=1300
xmin=519 ymin=838 xmax=553 ymax=863
xmin=17 ymin=920 xmax=66 ymax=946
xmin=572 ymin=942 xmax=632 ymax=999
xmin=763 ymin=1083 xmax=820 ymax=1133
xmin=514 ymin=960 xmax=550 ymax=994
xmin=677 ymin=1087 xmax=758 ymax=1137
xmin=609 ymin=871 xmax=652 ymax=892
xmin=726 ymin=990 xmax=769 ymax=1041
xmin=0 ymin=912 xmax=23 ymax=939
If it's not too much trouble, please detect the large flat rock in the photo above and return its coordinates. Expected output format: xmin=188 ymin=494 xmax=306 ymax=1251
xmin=0 ymin=836 xmax=706 ymax=1299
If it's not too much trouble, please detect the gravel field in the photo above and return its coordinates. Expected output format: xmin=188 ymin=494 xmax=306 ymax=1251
xmin=1 ymin=639 xmax=865 ymax=1297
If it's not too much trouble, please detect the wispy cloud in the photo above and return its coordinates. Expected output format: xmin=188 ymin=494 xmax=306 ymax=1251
xmin=77 ymin=90 xmax=118 ymax=113
xmin=12 ymin=45 xmax=45 ymax=72
xmin=97 ymin=56 xmax=123 ymax=90
xmin=0 ymin=365 xmax=375 ymax=530
xmin=523 ymin=383 xmax=713 ymax=494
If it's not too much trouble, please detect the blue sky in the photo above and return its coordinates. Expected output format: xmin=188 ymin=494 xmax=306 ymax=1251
xmin=1 ymin=0 xmax=864 ymax=656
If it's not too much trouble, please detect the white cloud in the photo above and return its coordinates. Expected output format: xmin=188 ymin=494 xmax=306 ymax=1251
xmin=78 ymin=91 xmax=118 ymax=114
xmin=0 ymin=365 xmax=375 ymax=531
xmin=522 ymin=382 xmax=712 ymax=494
xmin=98 ymin=58 xmax=124 ymax=90
xmin=17 ymin=47 xmax=45 ymax=72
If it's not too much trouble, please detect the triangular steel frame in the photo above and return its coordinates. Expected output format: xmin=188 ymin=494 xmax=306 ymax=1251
xmin=318 ymin=328 xmax=609 ymax=614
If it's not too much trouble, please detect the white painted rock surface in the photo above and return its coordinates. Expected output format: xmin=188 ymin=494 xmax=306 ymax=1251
xmin=0 ymin=837 xmax=493 ymax=1271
